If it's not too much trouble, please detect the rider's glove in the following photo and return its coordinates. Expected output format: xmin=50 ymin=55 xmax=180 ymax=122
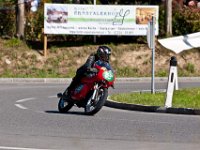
xmin=88 ymin=68 xmax=98 ymax=73
xmin=111 ymin=84 xmax=115 ymax=89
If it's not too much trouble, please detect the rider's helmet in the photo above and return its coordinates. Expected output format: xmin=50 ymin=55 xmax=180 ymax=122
xmin=96 ymin=46 xmax=111 ymax=62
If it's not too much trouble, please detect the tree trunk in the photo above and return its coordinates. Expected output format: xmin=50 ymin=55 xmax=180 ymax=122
xmin=17 ymin=0 xmax=25 ymax=39
xmin=165 ymin=0 xmax=172 ymax=36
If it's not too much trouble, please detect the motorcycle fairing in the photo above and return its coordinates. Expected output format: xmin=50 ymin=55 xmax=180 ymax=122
xmin=71 ymin=60 xmax=115 ymax=101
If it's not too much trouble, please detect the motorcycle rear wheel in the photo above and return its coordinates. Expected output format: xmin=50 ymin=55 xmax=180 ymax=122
xmin=84 ymin=88 xmax=108 ymax=115
xmin=58 ymin=97 xmax=74 ymax=113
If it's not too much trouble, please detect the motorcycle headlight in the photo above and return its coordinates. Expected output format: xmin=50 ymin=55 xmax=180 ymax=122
xmin=103 ymin=70 xmax=114 ymax=82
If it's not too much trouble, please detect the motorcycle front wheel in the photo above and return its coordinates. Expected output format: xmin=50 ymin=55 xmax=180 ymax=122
xmin=58 ymin=97 xmax=74 ymax=113
xmin=85 ymin=88 xmax=108 ymax=115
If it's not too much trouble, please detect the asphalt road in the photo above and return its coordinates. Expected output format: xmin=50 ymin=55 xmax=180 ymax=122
xmin=0 ymin=78 xmax=200 ymax=150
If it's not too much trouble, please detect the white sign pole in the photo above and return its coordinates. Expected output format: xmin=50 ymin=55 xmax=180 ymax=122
xmin=147 ymin=16 xmax=155 ymax=94
xmin=165 ymin=56 xmax=178 ymax=108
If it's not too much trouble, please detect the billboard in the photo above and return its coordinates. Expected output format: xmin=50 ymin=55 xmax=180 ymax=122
xmin=44 ymin=4 xmax=159 ymax=36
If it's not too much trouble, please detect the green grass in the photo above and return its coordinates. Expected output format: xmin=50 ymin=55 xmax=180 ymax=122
xmin=5 ymin=38 xmax=23 ymax=48
xmin=110 ymin=88 xmax=200 ymax=109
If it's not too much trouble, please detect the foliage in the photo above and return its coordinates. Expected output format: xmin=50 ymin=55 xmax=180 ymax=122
xmin=0 ymin=0 xmax=16 ymax=37
xmin=1 ymin=1 xmax=200 ymax=42
xmin=185 ymin=63 xmax=195 ymax=73
xmin=173 ymin=7 xmax=200 ymax=35
xmin=25 ymin=4 xmax=45 ymax=40
xmin=158 ymin=5 xmax=166 ymax=37
xmin=5 ymin=38 xmax=23 ymax=47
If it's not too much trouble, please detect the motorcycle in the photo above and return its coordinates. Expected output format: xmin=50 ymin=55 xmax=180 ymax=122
xmin=57 ymin=60 xmax=115 ymax=115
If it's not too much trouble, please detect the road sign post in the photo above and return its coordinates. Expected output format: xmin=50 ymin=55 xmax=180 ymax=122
xmin=147 ymin=16 xmax=156 ymax=94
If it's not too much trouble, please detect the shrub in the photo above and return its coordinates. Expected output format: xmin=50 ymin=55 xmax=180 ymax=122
xmin=0 ymin=1 xmax=16 ymax=37
xmin=172 ymin=7 xmax=200 ymax=35
xmin=186 ymin=63 xmax=195 ymax=73
xmin=5 ymin=38 xmax=22 ymax=48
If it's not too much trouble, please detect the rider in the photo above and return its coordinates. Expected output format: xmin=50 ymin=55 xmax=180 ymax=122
xmin=66 ymin=45 xmax=112 ymax=94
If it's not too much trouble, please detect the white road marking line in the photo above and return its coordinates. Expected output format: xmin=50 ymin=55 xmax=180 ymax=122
xmin=16 ymin=97 xmax=35 ymax=103
xmin=130 ymin=89 xmax=166 ymax=93
xmin=15 ymin=104 xmax=27 ymax=110
xmin=48 ymin=95 xmax=57 ymax=98
xmin=0 ymin=146 xmax=53 ymax=150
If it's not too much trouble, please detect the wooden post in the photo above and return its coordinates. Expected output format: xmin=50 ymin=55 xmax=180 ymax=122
xmin=44 ymin=34 xmax=47 ymax=57
xmin=42 ymin=28 xmax=47 ymax=57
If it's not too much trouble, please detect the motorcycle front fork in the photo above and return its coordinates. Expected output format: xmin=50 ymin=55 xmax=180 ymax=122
xmin=92 ymin=84 xmax=99 ymax=100
xmin=87 ymin=84 xmax=99 ymax=105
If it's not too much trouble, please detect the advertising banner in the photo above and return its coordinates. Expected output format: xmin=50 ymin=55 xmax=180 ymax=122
xmin=44 ymin=4 xmax=159 ymax=36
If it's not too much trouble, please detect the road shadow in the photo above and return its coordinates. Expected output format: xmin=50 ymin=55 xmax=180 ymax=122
xmin=45 ymin=110 xmax=91 ymax=116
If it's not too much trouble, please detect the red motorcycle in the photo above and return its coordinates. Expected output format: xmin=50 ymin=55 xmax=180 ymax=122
xmin=57 ymin=60 xmax=115 ymax=115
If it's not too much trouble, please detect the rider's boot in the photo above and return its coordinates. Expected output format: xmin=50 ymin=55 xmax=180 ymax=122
xmin=62 ymin=80 xmax=77 ymax=101
xmin=67 ymin=77 xmax=80 ymax=93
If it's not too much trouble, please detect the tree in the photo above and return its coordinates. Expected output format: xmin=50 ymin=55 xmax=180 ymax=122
xmin=165 ymin=0 xmax=172 ymax=36
xmin=16 ymin=0 xmax=25 ymax=39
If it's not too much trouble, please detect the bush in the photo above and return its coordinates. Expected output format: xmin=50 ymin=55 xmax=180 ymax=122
xmin=172 ymin=7 xmax=200 ymax=35
xmin=25 ymin=4 xmax=44 ymax=40
xmin=158 ymin=5 xmax=166 ymax=37
xmin=186 ymin=63 xmax=195 ymax=74
xmin=0 ymin=1 xmax=16 ymax=37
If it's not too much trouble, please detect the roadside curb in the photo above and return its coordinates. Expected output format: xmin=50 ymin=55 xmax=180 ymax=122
xmin=105 ymin=99 xmax=200 ymax=115
xmin=0 ymin=78 xmax=72 ymax=83
xmin=0 ymin=77 xmax=200 ymax=83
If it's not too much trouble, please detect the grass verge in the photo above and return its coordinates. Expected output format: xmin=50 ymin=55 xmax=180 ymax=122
xmin=110 ymin=88 xmax=200 ymax=109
